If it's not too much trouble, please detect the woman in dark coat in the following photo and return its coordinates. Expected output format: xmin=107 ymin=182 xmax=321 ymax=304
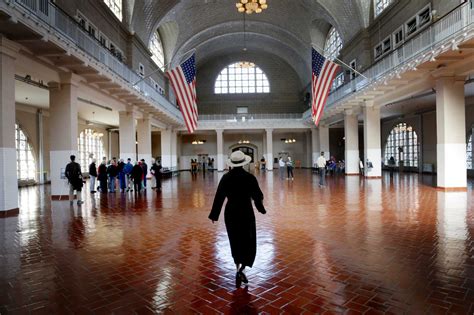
xmin=97 ymin=162 xmax=108 ymax=193
xmin=131 ymin=162 xmax=143 ymax=193
xmin=209 ymin=150 xmax=266 ymax=288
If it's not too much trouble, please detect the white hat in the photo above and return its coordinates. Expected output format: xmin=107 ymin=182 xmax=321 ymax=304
xmin=227 ymin=150 xmax=251 ymax=167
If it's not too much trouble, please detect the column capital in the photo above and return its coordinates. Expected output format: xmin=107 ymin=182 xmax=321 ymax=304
xmin=265 ymin=128 xmax=273 ymax=133
xmin=344 ymin=107 xmax=360 ymax=116
xmin=0 ymin=35 xmax=21 ymax=59
xmin=215 ymin=128 xmax=224 ymax=135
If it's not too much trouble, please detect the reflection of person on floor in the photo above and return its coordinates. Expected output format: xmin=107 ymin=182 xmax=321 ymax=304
xmin=209 ymin=150 xmax=266 ymax=288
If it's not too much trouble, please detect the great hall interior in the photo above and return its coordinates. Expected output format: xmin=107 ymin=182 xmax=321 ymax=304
xmin=1 ymin=0 xmax=474 ymax=314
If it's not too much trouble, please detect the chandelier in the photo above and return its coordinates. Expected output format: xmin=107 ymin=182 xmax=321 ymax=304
xmin=236 ymin=0 xmax=268 ymax=14
xmin=238 ymin=61 xmax=255 ymax=68
xmin=284 ymin=138 xmax=296 ymax=144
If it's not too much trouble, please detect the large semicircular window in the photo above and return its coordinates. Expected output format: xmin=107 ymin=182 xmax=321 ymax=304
xmin=324 ymin=27 xmax=342 ymax=61
xmin=215 ymin=62 xmax=270 ymax=94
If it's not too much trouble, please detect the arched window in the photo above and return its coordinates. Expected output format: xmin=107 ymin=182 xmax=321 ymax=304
xmin=384 ymin=122 xmax=419 ymax=168
xmin=374 ymin=0 xmax=393 ymax=17
xmin=150 ymin=32 xmax=165 ymax=69
xmin=103 ymin=0 xmax=122 ymax=21
xmin=215 ymin=62 xmax=269 ymax=94
xmin=324 ymin=27 xmax=342 ymax=61
xmin=467 ymin=133 xmax=473 ymax=169
xmin=78 ymin=129 xmax=104 ymax=172
xmin=15 ymin=124 xmax=36 ymax=181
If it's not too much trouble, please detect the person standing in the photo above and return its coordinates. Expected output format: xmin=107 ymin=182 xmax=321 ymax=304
xmin=107 ymin=160 xmax=118 ymax=193
xmin=317 ymin=152 xmax=327 ymax=187
xmin=208 ymin=151 xmax=267 ymax=288
xmin=286 ymin=156 xmax=294 ymax=180
xmin=140 ymin=159 xmax=148 ymax=189
xmin=65 ymin=155 xmax=84 ymax=206
xmin=98 ymin=161 xmax=107 ymax=193
xmin=388 ymin=156 xmax=396 ymax=178
xmin=124 ymin=158 xmax=133 ymax=192
xmin=260 ymin=157 xmax=266 ymax=171
xmin=278 ymin=157 xmax=286 ymax=179
xmin=150 ymin=159 xmax=163 ymax=191
xmin=131 ymin=161 xmax=143 ymax=193
xmin=117 ymin=159 xmax=126 ymax=192
xmin=88 ymin=159 xmax=97 ymax=193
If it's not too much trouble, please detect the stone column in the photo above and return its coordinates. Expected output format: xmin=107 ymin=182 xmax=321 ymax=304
xmin=319 ymin=125 xmax=330 ymax=160
xmin=171 ymin=130 xmax=178 ymax=169
xmin=216 ymin=129 xmax=224 ymax=171
xmin=161 ymin=129 xmax=172 ymax=168
xmin=119 ymin=110 xmax=136 ymax=161
xmin=266 ymin=128 xmax=273 ymax=170
xmin=363 ymin=103 xmax=382 ymax=178
xmin=0 ymin=37 xmax=19 ymax=214
xmin=49 ymin=73 xmax=80 ymax=199
xmin=311 ymin=128 xmax=320 ymax=167
xmin=436 ymin=77 xmax=467 ymax=189
xmin=344 ymin=110 xmax=360 ymax=175
xmin=137 ymin=116 xmax=152 ymax=164
xmin=37 ymin=110 xmax=45 ymax=184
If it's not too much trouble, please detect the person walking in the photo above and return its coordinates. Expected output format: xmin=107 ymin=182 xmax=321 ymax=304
xmin=98 ymin=161 xmax=107 ymax=193
xmin=88 ymin=159 xmax=97 ymax=193
xmin=317 ymin=152 xmax=327 ymax=187
xmin=278 ymin=157 xmax=286 ymax=180
xmin=208 ymin=150 xmax=267 ymax=288
xmin=131 ymin=161 xmax=143 ymax=193
xmin=65 ymin=155 xmax=84 ymax=206
xmin=286 ymin=156 xmax=294 ymax=180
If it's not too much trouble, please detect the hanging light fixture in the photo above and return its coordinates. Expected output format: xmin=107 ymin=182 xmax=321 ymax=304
xmin=236 ymin=0 xmax=268 ymax=14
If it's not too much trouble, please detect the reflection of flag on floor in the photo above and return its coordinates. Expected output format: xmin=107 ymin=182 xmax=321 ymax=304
xmin=311 ymin=48 xmax=340 ymax=126
xmin=166 ymin=54 xmax=198 ymax=133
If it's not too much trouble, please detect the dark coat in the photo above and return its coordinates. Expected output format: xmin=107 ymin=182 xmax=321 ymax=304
xmin=65 ymin=161 xmax=83 ymax=190
xmin=98 ymin=164 xmax=107 ymax=181
xmin=131 ymin=164 xmax=143 ymax=182
xmin=209 ymin=167 xmax=266 ymax=268
xmin=89 ymin=163 xmax=97 ymax=177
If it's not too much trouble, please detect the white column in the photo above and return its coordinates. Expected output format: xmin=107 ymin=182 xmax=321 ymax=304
xmin=344 ymin=110 xmax=360 ymax=175
xmin=363 ymin=104 xmax=382 ymax=178
xmin=119 ymin=110 xmax=136 ymax=161
xmin=171 ymin=130 xmax=178 ymax=169
xmin=0 ymin=37 xmax=19 ymax=214
xmin=266 ymin=128 xmax=273 ymax=170
xmin=436 ymin=77 xmax=467 ymax=189
xmin=161 ymin=129 xmax=172 ymax=168
xmin=49 ymin=73 xmax=80 ymax=198
xmin=137 ymin=116 xmax=152 ymax=164
xmin=319 ymin=125 xmax=330 ymax=160
xmin=216 ymin=129 xmax=224 ymax=171
xmin=311 ymin=128 xmax=320 ymax=166
xmin=37 ymin=109 xmax=45 ymax=184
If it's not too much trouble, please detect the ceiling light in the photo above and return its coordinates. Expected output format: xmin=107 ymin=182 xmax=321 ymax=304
xmin=236 ymin=0 xmax=268 ymax=14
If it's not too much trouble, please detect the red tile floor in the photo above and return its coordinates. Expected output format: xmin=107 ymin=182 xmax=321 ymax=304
xmin=1 ymin=170 xmax=474 ymax=314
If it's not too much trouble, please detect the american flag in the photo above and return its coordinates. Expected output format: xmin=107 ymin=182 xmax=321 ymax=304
xmin=311 ymin=48 xmax=340 ymax=126
xmin=167 ymin=53 xmax=198 ymax=133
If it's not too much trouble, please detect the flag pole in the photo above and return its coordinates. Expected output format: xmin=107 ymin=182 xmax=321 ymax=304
xmin=132 ymin=48 xmax=196 ymax=87
xmin=311 ymin=43 xmax=371 ymax=81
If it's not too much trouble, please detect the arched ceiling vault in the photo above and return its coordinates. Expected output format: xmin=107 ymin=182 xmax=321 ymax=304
xmin=130 ymin=0 xmax=370 ymax=85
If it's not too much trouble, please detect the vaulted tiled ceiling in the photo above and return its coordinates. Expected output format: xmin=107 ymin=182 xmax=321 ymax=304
xmin=130 ymin=0 xmax=369 ymax=85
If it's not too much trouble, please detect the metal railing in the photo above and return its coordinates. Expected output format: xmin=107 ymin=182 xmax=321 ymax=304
xmin=199 ymin=113 xmax=303 ymax=121
xmin=305 ymin=1 xmax=474 ymax=117
xmin=13 ymin=0 xmax=183 ymax=121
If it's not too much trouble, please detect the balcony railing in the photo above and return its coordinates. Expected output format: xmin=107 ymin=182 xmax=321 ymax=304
xmin=199 ymin=113 xmax=303 ymax=121
xmin=305 ymin=1 xmax=474 ymax=118
xmin=12 ymin=0 xmax=183 ymax=121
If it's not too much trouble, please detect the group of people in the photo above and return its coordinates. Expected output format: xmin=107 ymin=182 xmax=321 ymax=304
xmin=190 ymin=157 xmax=215 ymax=173
xmin=278 ymin=156 xmax=295 ymax=180
xmin=65 ymin=155 xmax=163 ymax=206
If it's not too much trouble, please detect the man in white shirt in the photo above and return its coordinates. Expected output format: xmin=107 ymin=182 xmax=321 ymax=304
xmin=317 ymin=152 xmax=327 ymax=187
xmin=278 ymin=157 xmax=286 ymax=180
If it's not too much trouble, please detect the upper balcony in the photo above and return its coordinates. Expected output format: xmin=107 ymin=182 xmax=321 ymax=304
xmin=304 ymin=1 xmax=474 ymax=123
xmin=0 ymin=0 xmax=183 ymax=126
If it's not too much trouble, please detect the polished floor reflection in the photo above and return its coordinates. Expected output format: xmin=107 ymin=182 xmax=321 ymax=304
xmin=1 ymin=171 xmax=473 ymax=314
